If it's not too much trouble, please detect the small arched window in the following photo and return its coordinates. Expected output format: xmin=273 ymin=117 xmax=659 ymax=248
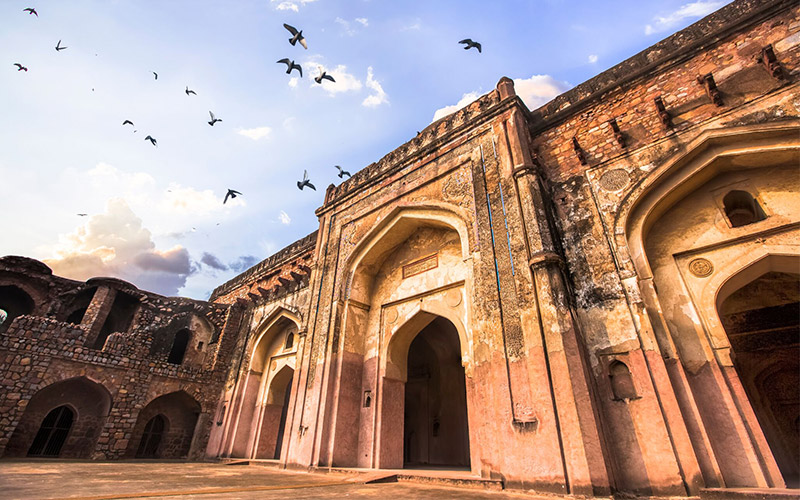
xmin=285 ymin=332 xmax=294 ymax=350
xmin=609 ymin=361 xmax=637 ymax=401
xmin=167 ymin=329 xmax=190 ymax=365
xmin=722 ymin=190 xmax=766 ymax=228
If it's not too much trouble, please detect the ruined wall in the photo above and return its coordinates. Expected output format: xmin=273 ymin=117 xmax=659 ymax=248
xmin=0 ymin=256 xmax=244 ymax=460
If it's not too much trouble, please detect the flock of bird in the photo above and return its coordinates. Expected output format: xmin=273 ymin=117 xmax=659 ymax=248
xmin=11 ymin=7 xmax=482 ymax=209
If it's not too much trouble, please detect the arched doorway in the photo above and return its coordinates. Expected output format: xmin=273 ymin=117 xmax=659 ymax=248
xmin=257 ymin=366 xmax=294 ymax=460
xmin=5 ymin=377 xmax=112 ymax=458
xmin=127 ymin=391 xmax=200 ymax=459
xmin=136 ymin=415 xmax=167 ymax=458
xmin=27 ymin=405 xmax=74 ymax=457
xmin=718 ymin=270 xmax=799 ymax=487
xmin=403 ymin=316 xmax=470 ymax=468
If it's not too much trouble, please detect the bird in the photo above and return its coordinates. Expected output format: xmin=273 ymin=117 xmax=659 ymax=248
xmin=458 ymin=39 xmax=482 ymax=53
xmin=334 ymin=165 xmax=351 ymax=178
xmin=13 ymin=63 xmax=28 ymax=72
xmin=314 ymin=68 xmax=335 ymax=84
xmin=23 ymin=8 xmax=37 ymax=16
xmin=185 ymin=86 xmax=196 ymax=96
xmin=283 ymin=24 xmax=308 ymax=49
xmin=208 ymin=111 xmax=222 ymax=126
xmin=152 ymin=71 xmax=158 ymax=80
xmin=223 ymin=189 xmax=241 ymax=204
xmin=144 ymin=135 xmax=157 ymax=146
xmin=77 ymin=213 xmax=87 ymax=217
xmin=122 ymin=120 xmax=134 ymax=126
xmin=55 ymin=40 xmax=67 ymax=51
xmin=277 ymin=59 xmax=302 ymax=76
xmin=297 ymin=170 xmax=316 ymax=191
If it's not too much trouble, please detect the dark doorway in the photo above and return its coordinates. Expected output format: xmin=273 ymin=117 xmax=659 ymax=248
xmin=720 ymin=271 xmax=800 ymax=487
xmin=27 ymin=405 xmax=73 ymax=457
xmin=403 ymin=317 xmax=470 ymax=468
xmin=273 ymin=377 xmax=293 ymax=459
xmin=136 ymin=414 xmax=166 ymax=458
xmin=167 ymin=329 xmax=190 ymax=365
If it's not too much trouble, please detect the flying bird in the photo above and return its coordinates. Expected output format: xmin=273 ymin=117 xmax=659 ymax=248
xmin=283 ymin=24 xmax=308 ymax=49
xmin=23 ymin=8 xmax=37 ymax=16
xmin=314 ymin=68 xmax=335 ymax=84
xmin=277 ymin=58 xmax=302 ymax=76
xmin=185 ymin=86 xmax=196 ymax=96
xmin=334 ymin=165 xmax=351 ymax=178
xmin=297 ymin=170 xmax=316 ymax=191
xmin=144 ymin=135 xmax=157 ymax=146
xmin=223 ymin=189 xmax=241 ymax=204
xmin=13 ymin=63 xmax=28 ymax=72
xmin=458 ymin=39 xmax=482 ymax=53
xmin=152 ymin=71 xmax=158 ymax=80
xmin=55 ymin=40 xmax=67 ymax=51
xmin=77 ymin=213 xmax=87 ymax=217
xmin=122 ymin=120 xmax=134 ymax=126
xmin=208 ymin=111 xmax=222 ymax=126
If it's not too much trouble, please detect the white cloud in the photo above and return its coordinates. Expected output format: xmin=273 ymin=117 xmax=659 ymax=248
xmin=237 ymin=126 xmax=272 ymax=141
xmin=431 ymin=75 xmax=570 ymax=122
xmin=513 ymin=74 xmax=571 ymax=110
xmin=400 ymin=19 xmax=421 ymax=31
xmin=355 ymin=18 xmax=368 ymax=27
xmin=288 ymin=76 xmax=299 ymax=88
xmin=431 ymin=91 xmax=481 ymax=122
xmin=335 ymin=17 xmax=355 ymax=36
xmin=271 ymin=0 xmax=317 ymax=12
xmin=161 ymin=184 xmax=238 ymax=216
xmin=588 ymin=54 xmax=598 ymax=64
xmin=279 ymin=210 xmax=291 ymax=225
xmin=311 ymin=64 xmax=362 ymax=95
xmin=645 ymin=1 xmax=725 ymax=35
xmin=362 ymin=67 xmax=388 ymax=108
xmin=44 ymin=199 xmax=195 ymax=296
xmin=282 ymin=116 xmax=296 ymax=132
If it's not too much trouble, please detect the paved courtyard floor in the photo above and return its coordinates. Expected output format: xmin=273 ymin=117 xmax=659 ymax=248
xmin=0 ymin=461 xmax=563 ymax=500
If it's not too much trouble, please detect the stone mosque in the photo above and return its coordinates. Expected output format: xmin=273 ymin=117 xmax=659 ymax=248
xmin=1 ymin=0 xmax=798 ymax=497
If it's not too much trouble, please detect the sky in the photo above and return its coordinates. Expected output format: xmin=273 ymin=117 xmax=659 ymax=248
xmin=1 ymin=0 xmax=730 ymax=299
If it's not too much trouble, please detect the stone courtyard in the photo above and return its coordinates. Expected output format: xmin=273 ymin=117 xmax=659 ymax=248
xmin=0 ymin=461 xmax=570 ymax=500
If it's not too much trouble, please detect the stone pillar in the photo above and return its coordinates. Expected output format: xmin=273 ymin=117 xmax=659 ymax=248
xmin=500 ymin=97 xmax=612 ymax=496
xmin=82 ymin=286 xmax=116 ymax=348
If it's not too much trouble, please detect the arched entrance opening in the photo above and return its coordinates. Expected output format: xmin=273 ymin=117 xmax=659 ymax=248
xmin=127 ymin=391 xmax=200 ymax=459
xmin=226 ymin=312 xmax=298 ymax=459
xmin=136 ymin=414 xmax=167 ymax=458
xmin=5 ymin=377 xmax=112 ymax=458
xmin=261 ymin=366 xmax=294 ymax=460
xmin=718 ymin=268 xmax=799 ymax=487
xmin=27 ymin=405 xmax=74 ymax=457
xmin=403 ymin=316 xmax=470 ymax=468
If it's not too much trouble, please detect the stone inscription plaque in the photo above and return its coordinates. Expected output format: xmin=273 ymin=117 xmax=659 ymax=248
xmin=403 ymin=253 xmax=438 ymax=279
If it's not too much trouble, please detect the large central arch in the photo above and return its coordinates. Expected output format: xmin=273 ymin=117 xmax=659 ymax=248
xmin=320 ymin=204 xmax=476 ymax=471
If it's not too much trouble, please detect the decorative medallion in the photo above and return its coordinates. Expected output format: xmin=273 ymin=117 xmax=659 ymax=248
xmin=599 ymin=169 xmax=630 ymax=192
xmin=385 ymin=308 xmax=398 ymax=324
xmin=689 ymin=258 xmax=714 ymax=277
xmin=445 ymin=288 xmax=462 ymax=308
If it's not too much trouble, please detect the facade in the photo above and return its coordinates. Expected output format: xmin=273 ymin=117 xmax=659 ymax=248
xmin=0 ymin=0 xmax=798 ymax=497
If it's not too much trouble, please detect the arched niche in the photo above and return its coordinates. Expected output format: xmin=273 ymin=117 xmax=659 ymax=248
xmin=127 ymin=391 xmax=201 ymax=459
xmin=5 ymin=376 xmax=112 ymax=458
xmin=0 ymin=285 xmax=35 ymax=333
xmin=226 ymin=308 xmax=299 ymax=459
xmin=619 ymin=122 xmax=799 ymax=490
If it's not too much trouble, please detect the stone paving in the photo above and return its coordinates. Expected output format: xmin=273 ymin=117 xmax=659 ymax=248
xmin=0 ymin=461 xmax=565 ymax=500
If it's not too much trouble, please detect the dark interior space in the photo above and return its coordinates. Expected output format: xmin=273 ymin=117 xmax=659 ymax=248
xmin=720 ymin=271 xmax=800 ymax=488
xmin=404 ymin=316 xmax=470 ymax=468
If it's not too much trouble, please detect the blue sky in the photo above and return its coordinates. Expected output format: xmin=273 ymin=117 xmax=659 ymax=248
xmin=0 ymin=0 xmax=729 ymax=298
